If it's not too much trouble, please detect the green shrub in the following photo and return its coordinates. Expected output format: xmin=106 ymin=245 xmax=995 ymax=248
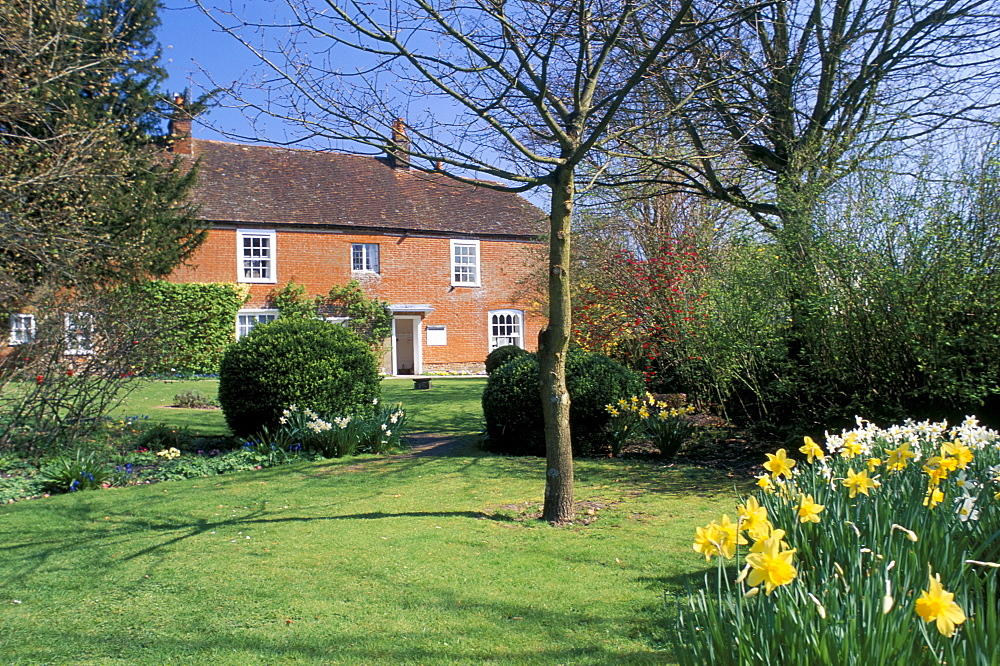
xmin=482 ymin=348 xmax=643 ymax=456
xmin=485 ymin=344 xmax=529 ymax=375
xmin=218 ymin=317 xmax=380 ymax=438
xmin=123 ymin=281 xmax=249 ymax=374
xmin=39 ymin=449 xmax=109 ymax=492
xmin=172 ymin=390 xmax=217 ymax=409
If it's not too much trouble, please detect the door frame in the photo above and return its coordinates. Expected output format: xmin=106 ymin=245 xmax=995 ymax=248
xmin=390 ymin=314 xmax=422 ymax=375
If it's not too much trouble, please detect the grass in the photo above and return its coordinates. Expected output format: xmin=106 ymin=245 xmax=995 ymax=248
xmin=2 ymin=375 xmax=749 ymax=663
xmin=0 ymin=451 xmax=741 ymax=664
xmin=111 ymin=377 xmax=487 ymax=437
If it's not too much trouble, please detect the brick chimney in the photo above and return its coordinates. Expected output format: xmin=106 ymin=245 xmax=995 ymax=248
xmin=388 ymin=118 xmax=410 ymax=169
xmin=168 ymin=93 xmax=194 ymax=156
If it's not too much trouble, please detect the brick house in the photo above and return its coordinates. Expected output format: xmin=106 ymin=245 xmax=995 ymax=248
xmin=163 ymin=119 xmax=546 ymax=375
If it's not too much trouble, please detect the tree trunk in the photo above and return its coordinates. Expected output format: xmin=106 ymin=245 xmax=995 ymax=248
xmin=540 ymin=163 xmax=575 ymax=524
xmin=774 ymin=174 xmax=821 ymax=364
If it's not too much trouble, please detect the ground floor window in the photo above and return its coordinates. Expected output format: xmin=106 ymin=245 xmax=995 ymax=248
xmin=64 ymin=312 xmax=95 ymax=355
xmin=489 ymin=310 xmax=523 ymax=350
xmin=236 ymin=309 xmax=279 ymax=339
xmin=9 ymin=313 xmax=35 ymax=345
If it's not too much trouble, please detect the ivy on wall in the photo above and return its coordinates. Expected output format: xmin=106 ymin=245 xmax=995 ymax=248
xmin=125 ymin=281 xmax=249 ymax=374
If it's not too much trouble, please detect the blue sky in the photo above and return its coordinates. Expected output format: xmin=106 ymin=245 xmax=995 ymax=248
xmin=158 ymin=0 xmax=255 ymax=142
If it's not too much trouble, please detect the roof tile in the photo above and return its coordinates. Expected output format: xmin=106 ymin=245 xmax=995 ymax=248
xmin=186 ymin=140 xmax=546 ymax=238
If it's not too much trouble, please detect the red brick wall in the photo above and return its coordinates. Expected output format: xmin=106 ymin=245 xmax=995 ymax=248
xmin=168 ymin=226 xmax=546 ymax=370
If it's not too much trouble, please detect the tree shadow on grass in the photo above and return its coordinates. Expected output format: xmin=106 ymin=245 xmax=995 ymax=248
xmin=10 ymin=575 xmax=671 ymax=665
xmin=0 ymin=499 xmax=520 ymax=586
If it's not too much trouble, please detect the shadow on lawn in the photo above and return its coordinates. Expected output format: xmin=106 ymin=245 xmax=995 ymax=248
xmin=13 ymin=570 xmax=671 ymax=665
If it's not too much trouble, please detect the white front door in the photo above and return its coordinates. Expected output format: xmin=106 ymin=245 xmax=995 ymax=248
xmin=391 ymin=315 xmax=421 ymax=375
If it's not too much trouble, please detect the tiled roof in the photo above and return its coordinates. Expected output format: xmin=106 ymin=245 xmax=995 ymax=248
xmin=184 ymin=140 xmax=546 ymax=239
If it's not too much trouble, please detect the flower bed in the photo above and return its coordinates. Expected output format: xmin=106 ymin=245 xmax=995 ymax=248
xmin=677 ymin=416 xmax=1000 ymax=665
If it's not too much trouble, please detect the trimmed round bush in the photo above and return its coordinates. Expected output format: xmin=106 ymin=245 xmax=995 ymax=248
xmin=485 ymin=344 xmax=529 ymax=375
xmin=482 ymin=347 xmax=644 ymax=456
xmin=218 ymin=317 xmax=380 ymax=438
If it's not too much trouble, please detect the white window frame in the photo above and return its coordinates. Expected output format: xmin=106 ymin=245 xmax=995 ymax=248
xmin=451 ymin=239 xmax=480 ymax=287
xmin=351 ymin=243 xmax=380 ymax=273
xmin=489 ymin=309 xmax=523 ymax=350
xmin=64 ymin=312 xmax=95 ymax=356
xmin=236 ymin=309 xmax=279 ymax=339
xmin=237 ymin=229 xmax=277 ymax=284
xmin=9 ymin=314 xmax=35 ymax=346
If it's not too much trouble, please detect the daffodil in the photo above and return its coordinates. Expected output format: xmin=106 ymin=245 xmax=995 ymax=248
xmin=866 ymin=457 xmax=882 ymax=473
xmin=914 ymin=571 xmax=966 ymax=637
xmin=692 ymin=523 xmax=722 ymax=561
xmin=799 ymin=436 xmax=826 ymax=464
xmin=923 ymin=486 xmax=945 ymax=509
xmin=744 ymin=535 xmax=797 ymax=595
xmin=885 ymin=440 xmax=917 ymax=472
xmin=763 ymin=448 xmax=796 ymax=480
xmin=748 ymin=527 xmax=789 ymax=553
xmin=693 ymin=514 xmax=746 ymax=561
xmin=714 ymin=514 xmax=747 ymax=558
xmin=954 ymin=471 xmax=979 ymax=497
xmin=956 ymin=496 xmax=979 ymax=522
xmin=737 ymin=496 xmax=771 ymax=540
xmin=840 ymin=432 xmax=863 ymax=458
xmin=941 ymin=440 xmax=974 ymax=469
xmin=755 ymin=473 xmax=774 ymax=491
xmin=842 ymin=467 xmax=877 ymax=498
xmin=796 ymin=494 xmax=825 ymax=523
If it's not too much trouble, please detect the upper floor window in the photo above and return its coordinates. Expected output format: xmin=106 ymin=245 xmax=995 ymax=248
xmin=238 ymin=230 xmax=276 ymax=283
xmin=65 ymin=312 xmax=95 ymax=355
xmin=352 ymin=243 xmax=380 ymax=273
xmin=451 ymin=239 xmax=480 ymax=287
xmin=236 ymin=309 xmax=279 ymax=339
xmin=489 ymin=310 xmax=523 ymax=349
xmin=9 ymin=314 xmax=35 ymax=346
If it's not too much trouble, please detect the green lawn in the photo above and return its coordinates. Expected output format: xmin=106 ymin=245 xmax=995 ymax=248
xmin=1 ymin=376 xmax=747 ymax=664
xmin=0 ymin=451 xmax=740 ymax=664
xmin=112 ymin=377 xmax=487 ymax=437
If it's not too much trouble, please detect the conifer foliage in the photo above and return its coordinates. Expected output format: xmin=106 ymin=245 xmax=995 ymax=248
xmin=0 ymin=0 xmax=205 ymax=311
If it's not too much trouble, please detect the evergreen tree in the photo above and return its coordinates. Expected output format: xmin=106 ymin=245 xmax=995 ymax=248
xmin=0 ymin=0 xmax=206 ymax=312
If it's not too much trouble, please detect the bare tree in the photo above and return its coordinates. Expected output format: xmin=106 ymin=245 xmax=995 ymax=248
xmin=608 ymin=0 xmax=1000 ymax=357
xmin=195 ymin=0 xmax=732 ymax=522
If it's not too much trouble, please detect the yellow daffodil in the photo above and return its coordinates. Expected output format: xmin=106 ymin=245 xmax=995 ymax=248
xmin=926 ymin=455 xmax=958 ymax=474
xmin=693 ymin=524 xmax=722 ymax=561
xmin=755 ymin=474 xmax=774 ymax=491
xmin=840 ymin=432 xmax=863 ymax=458
xmin=748 ymin=527 xmax=789 ymax=553
xmin=763 ymin=448 xmax=796 ymax=480
xmin=923 ymin=486 xmax=945 ymax=509
xmin=738 ymin=496 xmax=771 ymax=540
xmin=799 ymin=436 xmax=826 ymax=464
xmin=693 ymin=514 xmax=746 ymax=561
xmin=744 ymin=535 xmax=797 ymax=595
xmin=715 ymin=514 xmax=747 ymax=558
xmin=866 ymin=457 xmax=882 ymax=472
xmin=941 ymin=441 xmax=974 ymax=469
xmin=843 ymin=467 xmax=877 ymax=498
xmin=915 ymin=571 xmax=966 ymax=638
xmin=885 ymin=441 xmax=917 ymax=472
xmin=796 ymin=494 xmax=825 ymax=523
